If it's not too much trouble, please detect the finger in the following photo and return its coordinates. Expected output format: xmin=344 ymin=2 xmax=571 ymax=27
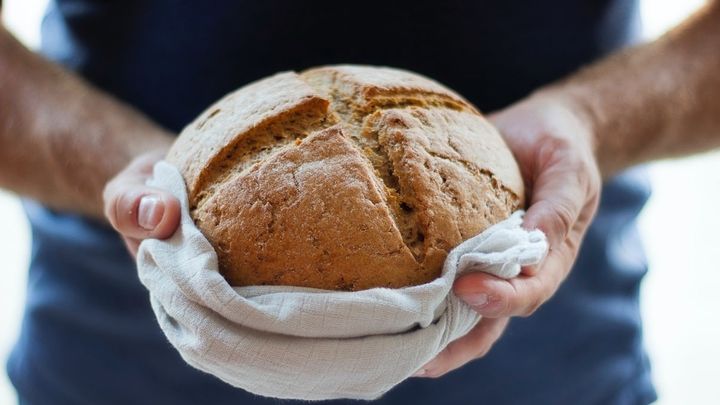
xmin=413 ymin=318 xmax=509 ymax=378
xmin=104 ymin=185 xmax=181 ymax=241
xmin=454 ymin=221 xmax=584 ymax=318
xmin=521 ymin=183 xmax=599 ymax=277
xmin=522 ymin=156 xmax=588 ymax=250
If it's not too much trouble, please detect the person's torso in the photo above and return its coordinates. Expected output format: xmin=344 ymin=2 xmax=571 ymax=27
xmin=8 ymin=1 xmax=655 ymax=404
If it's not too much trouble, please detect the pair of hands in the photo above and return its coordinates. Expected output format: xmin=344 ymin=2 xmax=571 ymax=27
xmin=104 ymin=93 xmax=601 ymax=379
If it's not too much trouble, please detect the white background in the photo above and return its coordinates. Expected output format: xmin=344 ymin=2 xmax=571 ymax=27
xmin=1 ymin=0 xmax=718 ymax=403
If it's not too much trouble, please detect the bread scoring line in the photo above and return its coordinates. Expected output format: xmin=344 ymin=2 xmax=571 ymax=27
xmin=191 ymin=72 xmax=519 ymax=276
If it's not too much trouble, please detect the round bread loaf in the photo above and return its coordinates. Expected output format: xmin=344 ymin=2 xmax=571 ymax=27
xmin=166 ymin=65 xmax=524 ymax=291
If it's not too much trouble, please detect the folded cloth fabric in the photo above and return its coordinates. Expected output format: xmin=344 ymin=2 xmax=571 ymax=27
xmin=137 ymin=161 xmax=548 ymax=401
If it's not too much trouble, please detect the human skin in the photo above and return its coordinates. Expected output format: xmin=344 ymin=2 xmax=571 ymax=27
xmin=0 ymin=3 xmax=180 ymax=252
xmin=0 ymin=24 xmax=176 ymax=219
xmin=2 ymin=0 xmax=720 ymax=380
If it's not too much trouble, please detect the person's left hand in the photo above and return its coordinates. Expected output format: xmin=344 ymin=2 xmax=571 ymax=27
xmin=103 ymin=150 xmax=181 ymax=256
xmin=413 ymin=92 xmax=601 ymax=378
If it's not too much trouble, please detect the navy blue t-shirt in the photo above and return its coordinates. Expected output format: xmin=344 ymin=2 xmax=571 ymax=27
xmin=7 ymin=1 xmax=656 ymax=404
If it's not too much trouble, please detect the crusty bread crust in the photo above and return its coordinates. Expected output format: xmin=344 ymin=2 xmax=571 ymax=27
xmin=167 ymin=65 xmax=524 ymax=291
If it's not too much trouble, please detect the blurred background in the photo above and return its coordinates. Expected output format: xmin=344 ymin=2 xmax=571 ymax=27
xmin=1 ymin=0 xmax=719 ymax=403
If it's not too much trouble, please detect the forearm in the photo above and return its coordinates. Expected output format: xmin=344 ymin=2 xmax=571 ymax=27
xmin=0 ymin=26 xmax=173 ymax=218
xmin=538 ymin=1 xmax=720 ymax=178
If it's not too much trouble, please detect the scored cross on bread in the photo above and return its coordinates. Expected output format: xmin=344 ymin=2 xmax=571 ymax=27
xmin=167 ymin=65 xmax=524 ymax=291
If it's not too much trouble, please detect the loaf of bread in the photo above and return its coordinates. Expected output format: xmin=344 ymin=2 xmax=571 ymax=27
xmin=167 ymin=65 xmax=524 ymax=291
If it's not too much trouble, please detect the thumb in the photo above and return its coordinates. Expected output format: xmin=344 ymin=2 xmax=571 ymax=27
xmin=104 ymin=184 xmax=181 ymax=241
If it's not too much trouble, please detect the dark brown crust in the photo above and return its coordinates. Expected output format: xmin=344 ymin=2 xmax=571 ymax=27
xmin=167 ymin=65 xmax=524 ymax=291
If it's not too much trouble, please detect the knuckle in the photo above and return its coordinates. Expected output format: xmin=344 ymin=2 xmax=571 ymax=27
xmin=474 ymin=342 xmax=492 ymax=358
xmin=541 ymin=133 xmax=573 ymax=153
xmin=499 ymin=293 xmax=515 ymax=317
xmin=484 ymin=286 xmax=520 ymax=318
xmin=483 ymin=292 xmax=511 ymax=318
xmin=554 ymin=204 xmax=575 ymax=232
xmin=535 ymin=136 xmax=571 ymax=168
xmin=543 ymin=203 xmax=574 ymax=244
xmin=518 ymin=279 xmax=547 ymax=317
xmin=520 ymin=297 xmax=543 ymax=317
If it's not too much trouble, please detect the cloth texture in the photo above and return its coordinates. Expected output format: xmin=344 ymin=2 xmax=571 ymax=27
xmin=137 ymin=161 xmax=547 ymax=400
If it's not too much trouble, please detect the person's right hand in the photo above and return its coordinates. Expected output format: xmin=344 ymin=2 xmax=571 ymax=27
xmin=103 ymin=150 xmax=181 ymax=256
xmin=414 ymin=91 xmax=602 ymax=378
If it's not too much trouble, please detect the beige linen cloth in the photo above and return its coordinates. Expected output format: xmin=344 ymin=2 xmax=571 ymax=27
xmin=137 ymin=161 xmax=548 ymax=401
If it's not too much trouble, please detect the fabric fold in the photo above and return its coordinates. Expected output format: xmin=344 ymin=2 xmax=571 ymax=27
xmin=137 ymin=161 xmax=547 ymax=401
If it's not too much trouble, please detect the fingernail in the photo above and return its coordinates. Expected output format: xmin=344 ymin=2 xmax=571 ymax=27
xmin=465 ymin=293 xmax=489 ymax=308
xmin=138 ymin=195 xmax=163 ymax=230
xmin=411 ymin=369 xmax=427 ymax=377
